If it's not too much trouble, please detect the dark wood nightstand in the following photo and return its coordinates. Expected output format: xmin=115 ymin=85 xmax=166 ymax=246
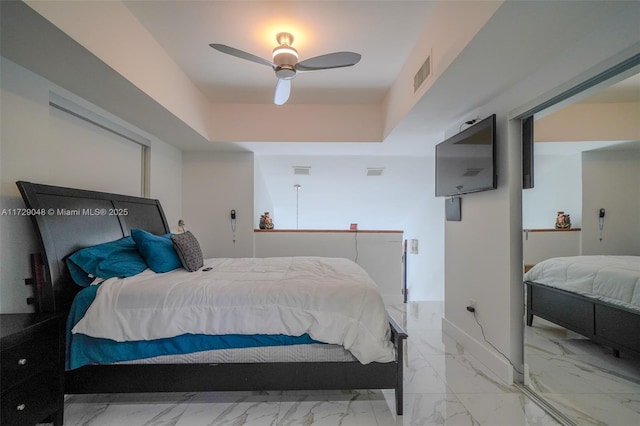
xmin=1 ymin=313 xmax=65 ymax=426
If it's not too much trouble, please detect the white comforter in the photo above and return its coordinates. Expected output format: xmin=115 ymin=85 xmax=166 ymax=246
xmin=72 ymin=257 xmax=395 ymax=364
xmin=524 ymin=255 xmax=640 ymax=312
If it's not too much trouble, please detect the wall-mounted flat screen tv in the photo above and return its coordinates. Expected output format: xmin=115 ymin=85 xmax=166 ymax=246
xmin=435 ymin=114 xmax=497 ymax=197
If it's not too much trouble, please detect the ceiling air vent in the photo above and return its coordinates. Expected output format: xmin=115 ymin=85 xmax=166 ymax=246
xmin=413 ymin=55 xmax=432 ymax=93
xmin=293 ymin=166 xmax=311 ymax=175
xmin=367 ymin=168 xmax=384 ymax=177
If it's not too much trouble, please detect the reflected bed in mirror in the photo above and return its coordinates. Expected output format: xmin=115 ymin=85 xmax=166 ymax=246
xmin=524 ymin=255 xmax=640 ymax=357
xmin=523 ymin=255 xmax=640 ymax=424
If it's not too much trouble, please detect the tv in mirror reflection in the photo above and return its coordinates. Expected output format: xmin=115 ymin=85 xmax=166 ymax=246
xmin=435 ymin=114 xmax=497 ymax=197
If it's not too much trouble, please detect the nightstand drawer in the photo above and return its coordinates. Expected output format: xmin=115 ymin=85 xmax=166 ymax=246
xmin=1 ymin=326 xmax=59 ymax=393
xmin=1 ymin=368 xmax=60 ymax=426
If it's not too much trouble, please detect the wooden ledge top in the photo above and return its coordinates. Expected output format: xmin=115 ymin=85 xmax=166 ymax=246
xmin=254 ymin=229 xmax=403 ymax=234
xmin=523 ymin=228 xmax=582 ymax=232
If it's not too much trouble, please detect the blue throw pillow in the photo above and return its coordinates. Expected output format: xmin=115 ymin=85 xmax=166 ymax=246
xmin=66 ymin=236 xmax=148 ymax=287
xmin=130 ymin=228 xmax=182 ymax=273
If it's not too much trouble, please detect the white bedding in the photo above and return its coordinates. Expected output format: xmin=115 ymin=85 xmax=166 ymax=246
xmin=524 ymin=255 xmax=640 ymax=312
xmin=72 ymin=257 xmax=395 ymax=364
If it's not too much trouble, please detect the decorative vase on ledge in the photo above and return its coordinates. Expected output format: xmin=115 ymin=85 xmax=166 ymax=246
xmin=555 ymin=211 xmax=571 ymax=229
xmin=259 ymin=212 xmax=274 ymax=230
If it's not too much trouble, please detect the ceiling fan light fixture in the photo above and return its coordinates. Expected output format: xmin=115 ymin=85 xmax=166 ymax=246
xmin=272 ymin=46 xmax=298 ymax=58
xmin=272 ymin=46 xmax=298 ymax=67
xmin=275 ymin=32 xmax=294 ymax=46
xmin=273 ymin=32 xmax=298 ymax=69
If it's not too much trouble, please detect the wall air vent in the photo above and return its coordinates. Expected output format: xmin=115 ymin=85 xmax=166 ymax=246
xmin=413 ymin=54 xmax=432 ymax=93
xmin=366 ymin=168 xmax=384 ymax=176
xmin=293 ymin=166 xmax=311 ymax=175
xmin=463 ymin=168 xmax=483 ymax=177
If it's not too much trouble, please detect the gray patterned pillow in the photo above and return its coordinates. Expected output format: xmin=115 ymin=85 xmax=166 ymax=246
xmin=170 ymin=231 xmax=203 ymax=272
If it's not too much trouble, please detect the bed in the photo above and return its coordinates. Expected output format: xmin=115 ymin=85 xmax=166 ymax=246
xmin=16 ymin=181 xmax=407 ymax=422
xmin=524 ymin=255 xmax=640 ymax=357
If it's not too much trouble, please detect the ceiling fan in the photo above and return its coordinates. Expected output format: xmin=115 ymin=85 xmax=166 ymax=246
xmin=210 ymin=32 xmax=361 ymax=105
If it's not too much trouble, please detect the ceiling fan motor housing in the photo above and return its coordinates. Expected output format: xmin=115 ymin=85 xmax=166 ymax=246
xmin=275 ymin=65 xmax=296 ymax=79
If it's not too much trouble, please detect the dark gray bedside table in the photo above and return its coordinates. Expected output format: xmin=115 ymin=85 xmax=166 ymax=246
xmin=1 ymin=313 xmax=65 ymax=426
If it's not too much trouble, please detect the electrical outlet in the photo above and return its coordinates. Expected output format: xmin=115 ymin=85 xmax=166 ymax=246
xmin=468 ymin=299 xmax=477 ymax=309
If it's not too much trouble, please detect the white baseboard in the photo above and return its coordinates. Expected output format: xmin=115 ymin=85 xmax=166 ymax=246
xmin=442 ymin=317 xmax=514 ymax=385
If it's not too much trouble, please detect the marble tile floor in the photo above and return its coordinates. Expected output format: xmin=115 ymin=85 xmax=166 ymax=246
xmin=524 ymin=316 xmax=640 ymax=425
xmin=53 ymin=302 xmax=562 ymax=425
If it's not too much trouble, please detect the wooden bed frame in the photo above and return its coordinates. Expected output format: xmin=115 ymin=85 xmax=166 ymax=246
xmin=17 ymin=181 xmax=408 ymax=421
xmin=525 ymin=280 xmax=640 ymax=358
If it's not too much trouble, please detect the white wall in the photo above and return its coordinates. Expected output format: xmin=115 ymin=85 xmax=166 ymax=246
xmin=253 ymin=162 xmax=274 ymax=233
xmin=182 ymin=151 xmax=254 ymax=258
xmin=581 ymin=148 xmax=640 ymax=255
xmin=522 ymin=142 xmax=639 ymax=262
xmin=442 ymin=2 xmax=640 ymax=384
xmin=0 ymin=58 xmax=182 ymax=314
xmin=255 ymin=156 xmax=422 ymax=229
xmin=524 ymin=141 xmax=640 ymax=231
xmin=149 ymin=137 xmax=183 ymax=231
xmin=522 ymin=151 xmax=582 ymax=229
xmin=402 ymin=154 xmax=445 ymax=301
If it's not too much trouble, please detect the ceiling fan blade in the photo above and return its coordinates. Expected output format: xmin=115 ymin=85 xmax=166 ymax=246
xmin=295 ymin=52 xmax=361 ymax=72
xmin=209 ymin=44 xmax=275 ymax=68
xmin=274 ymin=79 xmax=291 ymax=105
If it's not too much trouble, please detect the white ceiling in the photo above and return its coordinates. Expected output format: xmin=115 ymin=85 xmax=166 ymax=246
xmin=124 ymin=0 xmax=437 ymax=105
xmin=2 ymin=0 xmax=637 ymax=157
xmin=122 ymin=0 xmax=640 ymax=109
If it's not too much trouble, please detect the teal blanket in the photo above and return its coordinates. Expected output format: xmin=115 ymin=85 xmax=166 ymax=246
xmin=67 ymin=285 xmax=320 ymax=370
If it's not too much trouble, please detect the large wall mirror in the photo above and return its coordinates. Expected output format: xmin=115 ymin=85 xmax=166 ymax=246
xmin=522 ymin=67 xmax=640 ymax=425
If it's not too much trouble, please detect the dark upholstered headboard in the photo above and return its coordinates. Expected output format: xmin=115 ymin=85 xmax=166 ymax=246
xmin=17 ymin=181 xmax=170 ymax=312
